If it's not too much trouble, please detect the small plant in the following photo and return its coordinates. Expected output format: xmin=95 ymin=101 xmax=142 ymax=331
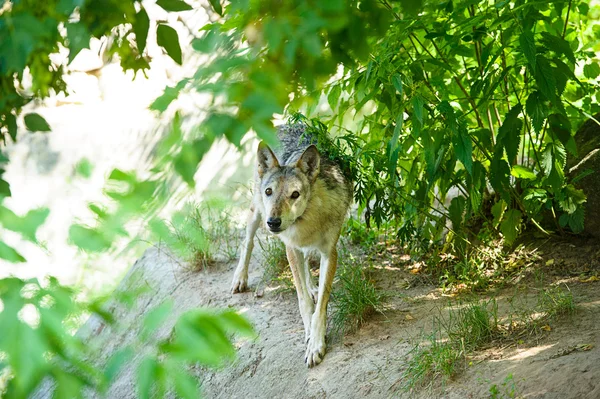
xmin=257 ymin=236 xmax=294 ymax=292
xmin=402 ymin=299 xmax=499 ymax=390
xmin=402 ymin=330 xmax=462 ymax=390
xmin=446 ymin=300 xmax=500 ymax=350
xmin=166 ymin=201 xmax=240 ymax=270
xmin=343 ymin=217 xmax=379 ymax=250
xmin=330 ymin=255 xmax=385 ymax=337
xmin=489 ymin=374 xmax=520 ymax=399
xmin=538 ymin=285 xmax=575 ymax=319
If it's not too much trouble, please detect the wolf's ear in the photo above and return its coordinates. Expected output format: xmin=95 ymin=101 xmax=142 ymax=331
xmin=257 ymin=141 xmax=280 ymax=177
xmin=296 ymin=145 xmax=320 ymax=181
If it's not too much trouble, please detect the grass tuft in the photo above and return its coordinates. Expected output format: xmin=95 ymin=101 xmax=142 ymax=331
xmin=166 ymin=201 xmax=240 ymax=270
xmin=402 ymin=299 xmax=499 ymax=390
xmin=330 ymin=254 xmax=385 ymax=337
xmin=257 ymin=236 xmax=294 ymax=292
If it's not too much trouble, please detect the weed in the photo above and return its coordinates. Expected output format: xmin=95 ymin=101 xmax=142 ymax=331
xmin=343 ymin=217 xmax=378 ymax=249
xmin=489 ymin=374 xmax=520 ymax=399
xmin=538 ymin=285 xmax=575 ymax=319
xmin=445 ymin=300 xmax=499 ymax=350
xmin=402 ymin=330 xmax=462 ymax=390
xmin=402 ymin=299 xmax=499 ymax=390
xmin=330 ymin=254 xmax=385 ymax=337
xmin=257 ymin=236 xmax=294 ymax=292
xmin=166 ymin=201 xmax=240 ymax=270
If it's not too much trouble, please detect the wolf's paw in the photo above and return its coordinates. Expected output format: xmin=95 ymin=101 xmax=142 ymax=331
xmin=305 ymin=334 xmax=326 ymax=367
xmin=231 ymin=273 xmax=248 ymax=294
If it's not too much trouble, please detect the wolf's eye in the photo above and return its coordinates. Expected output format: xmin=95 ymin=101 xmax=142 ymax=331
xmin=291 ymin=191 xmax=300 ymax=199
xmin=265 ymin=188 xmax=273 ymax=196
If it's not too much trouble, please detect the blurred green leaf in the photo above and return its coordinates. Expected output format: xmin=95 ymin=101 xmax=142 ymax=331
xmin=156 ymin=0 xmax=192 ymax=12
xmin=511 ymin=165 xmax=536 ymax=180
xmin=24 ymin=113 xmax=51 ymax=132
xmin=137 ymin=356 xmax=160 ymax=399
xmin=157 ymin=24 xmax=182 ymax=65
xmin=208 ymin=0 xmax=223 ymax=16
xmin=66 ymin=23 xmax=90 ymax=62
xmin=141 ymin=301 xmax=173 ymax=341
xmin=134 ymin=8 xmax=150 ymax=53
xmin=75 ymin=158 xmax=93 ymax=178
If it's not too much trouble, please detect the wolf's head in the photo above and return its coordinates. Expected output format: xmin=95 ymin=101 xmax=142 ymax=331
xmin=256 ymin=142 xmax=320 ymax=233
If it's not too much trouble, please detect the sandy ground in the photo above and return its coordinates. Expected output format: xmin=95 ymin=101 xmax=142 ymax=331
xmin=31 ymin=233 xmax=600 ymax=399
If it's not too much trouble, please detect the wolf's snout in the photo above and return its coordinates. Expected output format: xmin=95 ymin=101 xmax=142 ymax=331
xmin=267 ymin=217 xmax=282 ymax=230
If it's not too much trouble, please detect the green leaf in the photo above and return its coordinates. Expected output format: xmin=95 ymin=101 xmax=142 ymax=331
xmin=134 ymin=8 xmax=150 ymax=53
xmin=525 ymin=91 xmax=547 ymax=133
xmin=74 ymin=158 xmax=93 ymax=178
xmin=0 ymin=206 xmax=49 ymax=242
xmin=452 ymin=125 xmax=473 ymax=174
xmin=390 ymin=114 xmax=403 ymax=153
xmin=0 ymin=241 xmax=26 ymax=262
xmin=217 ymin=310 xmax=256 ymax=337
xmin=519 ymin=29 xmax=536 ymax=69
xmin=548 ymin=113 xmax=571 ymax=145
xmin=137 ymin=356 xmax=159 ymax=399
xmin=141 ymin=301 xmax=173 ymax=341
xmin=540 ymin=32 xmax=575 ymax=64
xmin=157 ymin=24 xmax=182 ymax=65
xmin=412 ymin=95 xmax=424 ymax=126
xmin=491 ymin=200 xmax=507 ymax=229
xmin=0 ymin=178 xmax=11 ymax=197
xmin=171 ymin=367 xmax=201 ymax=399
xmin=68 ymin=225 xmax=112 ymax=252
xmin=156 ymin=0 xmax=192 ymax=11
xmin=399 ymin=0 xmax=424 ymax=15
xmin=490 ymin=155 xmax=511 ymax=202
xmin=559 ymin=206 xmax=584 ymax=233
xmin=104 ymin=347 xmax=134 ymax=385
xmin=6 ymin=113 xmax=17 ymax=141
xmin=522 ymin=188 xmax=548 ymax=215
xmin=534 ymin=55 xmax=557 ymax=103
xmin=208 ymin=0 xmax=223 ymax=16
xmin=583 ymin=62 xmax=600 ymax=79
xmin=511 ymin=165 xmax=536 ymax=180
xmin=327 ymin=85 xmax=341 ymax=110
xmin=392 ymin=74 xmax=403 ymax=95
xmin=66 ymin=23 xmax=90 ymax=62
xmin=500 ymin=209 xmax=522 ymax=245
xmin=497 ymin=105 xmax=522 ymax=165
xmin=24 ymin=113 xmax=51 ymax=132
xmin=449 ymin=196 xmax=466 ymax=231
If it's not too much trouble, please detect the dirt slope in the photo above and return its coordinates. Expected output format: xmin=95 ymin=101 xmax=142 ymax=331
xmin=36 ymin=237 xmax=600 ymax=399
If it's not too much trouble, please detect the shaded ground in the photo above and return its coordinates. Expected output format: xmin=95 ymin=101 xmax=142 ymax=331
xmin=34 ymin=234 xmax=600 ymax=399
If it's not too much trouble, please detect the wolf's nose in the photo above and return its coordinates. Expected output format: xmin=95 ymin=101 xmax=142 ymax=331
xmin=267 ymin=217 xmax=282 ymax=229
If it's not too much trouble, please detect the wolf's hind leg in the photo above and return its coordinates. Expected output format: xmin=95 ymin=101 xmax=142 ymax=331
xmin=231 ymin=207 xmax=261 ymax=293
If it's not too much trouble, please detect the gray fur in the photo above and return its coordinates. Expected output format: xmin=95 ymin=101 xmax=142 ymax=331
xmin=231 ymin=122 xmax=353 ymax=367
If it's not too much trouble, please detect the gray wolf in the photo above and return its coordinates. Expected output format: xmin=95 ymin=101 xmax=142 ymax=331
xmin=231 ymin=123 xmax=353 ymax=367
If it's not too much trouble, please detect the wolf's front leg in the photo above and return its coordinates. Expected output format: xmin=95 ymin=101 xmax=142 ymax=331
xmin=305 ymin=246 xmax=338 ymax=367
xmin=231 ymin=207 xmax=261 ymax=293
xmin=286 ymin=246 xmax=315 ymax=342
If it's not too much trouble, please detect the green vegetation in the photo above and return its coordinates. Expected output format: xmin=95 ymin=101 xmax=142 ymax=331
xmin=257 ymin=236 xmax=294 ymax=293
xmin=165 ymin=202 xmax=240 ymax=270
xmin=330 ymin=253 xmax=386 ymax=337
xmin=489 ymin=374 xmax=520 ymax=399
xmin=402 ymin=285 xmax=575 ymax=390
xmin=1 ymin=0 xmax=597 ymax=396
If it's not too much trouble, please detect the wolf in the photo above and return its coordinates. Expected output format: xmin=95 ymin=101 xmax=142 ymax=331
xmin=230 ymin=123 xmax=353 ymax=367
